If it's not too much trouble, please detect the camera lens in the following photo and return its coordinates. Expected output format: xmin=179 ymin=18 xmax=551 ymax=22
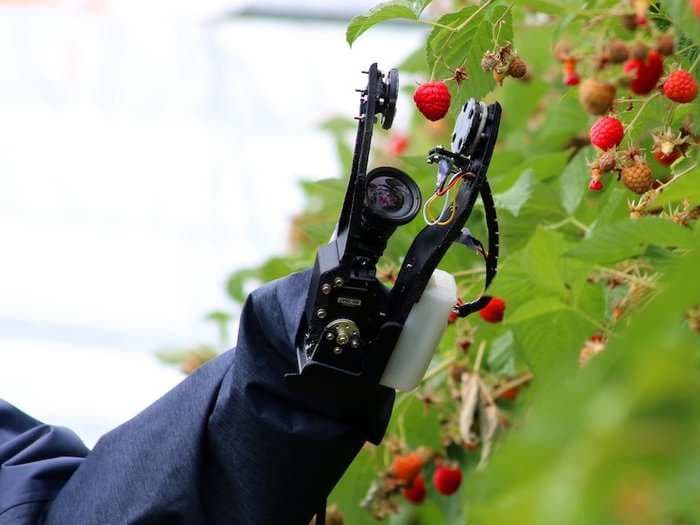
xmin=364 ymin=167 xmax=421 ymax=225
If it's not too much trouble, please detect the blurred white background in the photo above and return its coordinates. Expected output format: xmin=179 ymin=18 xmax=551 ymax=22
xmin=0 ymin=0 xmax=422 ymax=445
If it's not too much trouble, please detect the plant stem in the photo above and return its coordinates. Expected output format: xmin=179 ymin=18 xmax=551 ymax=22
xmin=492 ymin=371 xmax=534 ymax=399
xmin=624 ymin=92 xmax=660 ymax=134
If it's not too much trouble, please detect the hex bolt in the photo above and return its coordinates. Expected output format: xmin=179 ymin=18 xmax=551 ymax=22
xmin=350 ymin=339 xmax=360 ymax=349
xmin=333 ymin=346 xmax=343 ymax=355
xmin=333 ymin=277 xmax=344 ymax=287
xmin=325 ymin=332 xmax=335 ymax=341
xmin=316 ymin=308 xmax=327 ymax=319
xmin=321 ymin=283 xmax=332 ymax=294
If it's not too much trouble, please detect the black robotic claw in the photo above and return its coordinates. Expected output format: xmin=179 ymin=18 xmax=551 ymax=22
xmin=287 ymin=66 xmax=501 ymax=390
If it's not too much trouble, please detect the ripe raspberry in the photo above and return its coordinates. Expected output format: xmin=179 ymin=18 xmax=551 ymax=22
xmin=564 ymin=71 xmax=581 ymax=86
xmin=589 ymin=179 xmax=604 ymax=191
xmin=433 ymin=466 xmax=462 ymax=496
xmin=621 ymin=162 xmax=654 ymax=194
xmin=448 ymin=310 xmax=458 ymax=324
xmin=498 ymin=386 xmax=520 ymax=401
xmin=388 ymin=134 xmax=409 ymax=156
xmin=579 ymin=78 xmax=617 ymax=115
xmin=413 ymin=81 xmax=451 ymax=121
xmin=608 ymin=40 xmax=629 ymax=63
xmin=652 ymin=128 xmax=689 ymax=166
xmin=479 ymin=297 xmax=505 ymax=323
xmin=694 ymin=0 xmax=700 ymax=18
xmin=403 ymin=475 xmax=426 ymax=504
xmin=392 ymin=452 xmax=423 ymax=483
xmin=623 ymin=51 xmax=663 ymax=95
xmin=507 ymin=57 xmax=528 ymax=79
xmin=653 ymin=149 xmax=681 ymax=166
xmin=662 ymin=70 xmax=698 ymax=103
xmin=590 ymin=116 xmax=624 ymax=150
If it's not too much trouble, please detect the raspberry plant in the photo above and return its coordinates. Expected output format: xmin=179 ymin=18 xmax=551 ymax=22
xmin=170 ymin=1 xmax=700 ymax=523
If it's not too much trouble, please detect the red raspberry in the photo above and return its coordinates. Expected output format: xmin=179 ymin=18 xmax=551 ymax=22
xmin=623 ymin=51 xmax=663 ymax=95
xmin=662 ymin=69 xmax=698 ymax=103
xmin=653 ymin=149 xmax=682 ymax=166
xmin=589 ymin=179 xmax=604 ymax=191
xmin=479 ymin=297 xmax=505 ymax=323
xmin=403 ymin=475 xmax=426 ymax=504
xmin=392 ymin=452 xmax=423 ymax=483
xmin=433 ymin=466 xmax=462 ymax=495
xmin=387 ymin=134 xmax=409 ymax=156
xmin=448 ymin=309 xmax=458 ymax=324
xmin=498 ymin=386 xmax=520 ymax=401
xmin=413 ymin=81 xmax=451 ymax=121
xmin=693 ymin=0 xmax=700 ymax=18
xmin=564 ymin=71 xmax=581 ymax=86
xmin=590 ymin=116 xmax=624 ymax=150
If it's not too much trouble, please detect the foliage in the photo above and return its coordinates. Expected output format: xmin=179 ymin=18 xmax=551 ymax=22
xmin=170 ymin=1 xmax=700 ymax=523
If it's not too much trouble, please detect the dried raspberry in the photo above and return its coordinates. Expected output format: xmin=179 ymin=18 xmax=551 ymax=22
xmin=620 ymin=13 xmax=638 ymax=31
xmin=590 ymin=116 xmax=624 ymax=150
xmin=579 ymin=78 xmax=617 ymax=115
xmin=655 ymin=34 xmax=675 ymax=56
xmin=413 ymin=81 xmax=451 ymax=121
xmin=623 ymin=51 xmax=663 ymax=95
xmin=630 ymin=42 xmax=648 ymax=61
xmin=608 ymin=40 xmax=629 ymax=63
xmin=621 ymin=162 xmax=654 ymax=194
xmin=662 ymin=69 xmax=698 ymax=103
xmin=479 ymin=297 xmax=505 ymax=323
xmin=387 ymin=134 xmax=409 ymax=156
xmin=507 ymin=57 xmax=528 ymax=79
xmin=433 ymin=466 xmax=462 ymax=495
xmin=589 ymin=179 xmax=604 ymax=191
xmin=392 ymin=452 xmax=423 ymax=483
xmin=403 ymin=475 xmax=426 ymax=504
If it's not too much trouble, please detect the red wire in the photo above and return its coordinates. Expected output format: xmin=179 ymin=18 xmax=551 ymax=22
xmin=436 ymin=173 xmax=465 ymax=196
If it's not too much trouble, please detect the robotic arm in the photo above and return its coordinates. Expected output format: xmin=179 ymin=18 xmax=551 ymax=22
xmin=290 ymin=63 xmax=501 ymax=394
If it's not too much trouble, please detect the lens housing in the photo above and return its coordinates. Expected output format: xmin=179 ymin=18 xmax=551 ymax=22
xmin=363 ymin=167 xmax=421 ymax=226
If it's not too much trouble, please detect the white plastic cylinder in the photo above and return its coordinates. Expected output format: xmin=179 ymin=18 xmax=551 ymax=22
xmin=379 ymin=269 xmax=457 ymax=391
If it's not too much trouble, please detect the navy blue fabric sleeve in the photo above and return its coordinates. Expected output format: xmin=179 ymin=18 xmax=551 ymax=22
xmin=0 ymin=400 xmax=89 ymax=525
xmin=42 ymin=270 xmax=395 ymax=525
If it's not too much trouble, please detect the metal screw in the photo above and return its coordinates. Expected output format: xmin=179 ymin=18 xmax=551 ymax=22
xmin=325 ymin=332 xmax=335 ymax=341
xmin=336 ymin=333 xmax=349 ymax=346
xmin=316 ymin=308 xmax=327 ymax=319
xmin=333 ymin=277 xmax=344 ymax=287
xmin=351 ymin=339 xmax=360 ymax=349
xmin=333 ymin=346 xmax=343 ymax=355
xmin=321 ymin=283 xmax=332 ymax=294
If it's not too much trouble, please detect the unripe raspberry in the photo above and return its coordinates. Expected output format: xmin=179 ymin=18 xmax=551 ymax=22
xmin=579 ymin=78 xmax=617 ymax=115
xmin=598 ymin=150 xmax=617 ymax=172
xmin=620 ymin=162 xmax=654 ymax=194
xmin=590 ymin=116 xmax=624 ymax=150
xmin=392 ymin=452 xmax=423 ymax=483
xmin=413 ymin=81 xmax=451 ymax=121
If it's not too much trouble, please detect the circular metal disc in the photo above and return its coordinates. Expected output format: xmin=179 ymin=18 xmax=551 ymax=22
xmin=451 ymin=98 xmax=482 ymax=156
xmin=381 ymin=68 xmax=399 ymax=129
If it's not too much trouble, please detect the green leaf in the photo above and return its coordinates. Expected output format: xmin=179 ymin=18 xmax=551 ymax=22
xmin=566 ymin=217 xmax=696 ymax=264
xmin=493 ymin=169 xmax=534 ymax=217
xmin=346 ymin=1 xmax=418 ymax=46
xmin=559 ymin=148 xmax=592 ymax=215
xmin=226 ymin=268 xmax=258 ymax=303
